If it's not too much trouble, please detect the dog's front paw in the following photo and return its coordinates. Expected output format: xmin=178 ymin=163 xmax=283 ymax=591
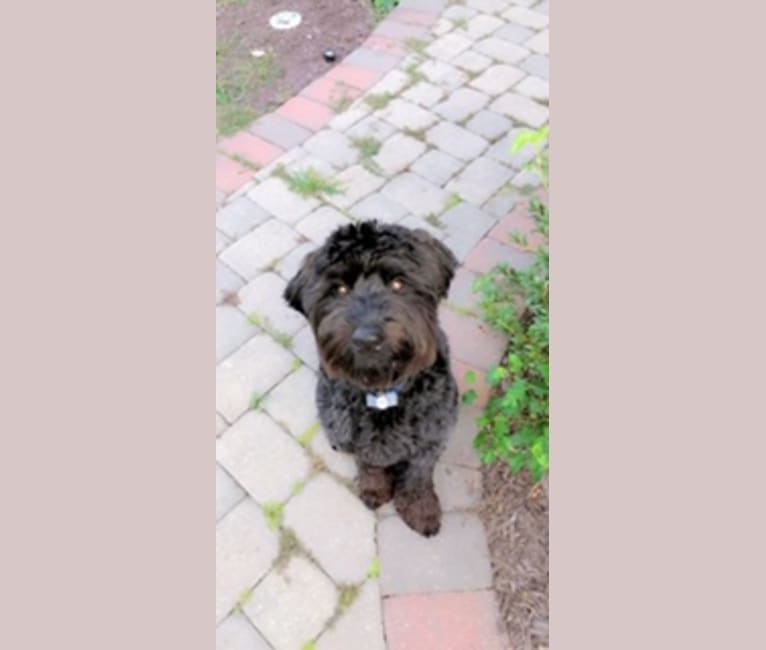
xmin=394 ymin=487 xmax=442 ymax=537
xmin=358 ymin=465 xmax=393 ymax=510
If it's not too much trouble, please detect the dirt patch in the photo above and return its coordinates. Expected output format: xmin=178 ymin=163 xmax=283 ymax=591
xmin=216 ymin=0 xmax=375 ymax=135
xmin=479 ymin=462 xmax=549 ymax=650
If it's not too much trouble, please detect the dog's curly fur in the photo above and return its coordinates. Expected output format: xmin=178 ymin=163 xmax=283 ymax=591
xmin=284 ymin=221 xmax=459 ymax=536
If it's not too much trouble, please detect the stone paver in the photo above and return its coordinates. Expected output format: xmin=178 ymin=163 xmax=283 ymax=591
xmin=382 ymin=173 xmax=450 ymax=217
xmin=217 ymin=197 xmax=270 ymax=240
xmin=216 ymin=305 xmax=256 ymax=362
xmin=220 ymin=219 xmax=301 ymax=280
xmin=284 ymin=473 xmax=376 ymax=584
xmin=216 ymin=464 xmax=246 ymax=522
xmin=433 ymin=87 xmax=490 ymax=122
xmin=446 ymin=156 xmax=514 ymax=205
xmin=263 ymin=366 xmax=319 ymax=439
xmin=216 ymin=335 xmax=295 ymax=422
xmin=217 ymin=411 xmax=310 ymax=504
xmin=216 ymin=611 xmax=273 ymax=650
xmin=378 ymin=98 xmax=439 ymax=131
xmin=296 ymin=206 xmax=354 ymax=245
xmin=303 ymin=129 xmax=360 ymax=169
xmin=411 ymin=149 xmax=465 ymax=186
xmin=325 ymin=164 xmax=386 ymax=210
xmin=216 ymin=499 xmax=278 ymax=623
xmin=243 ymin=556 xmax=337 ymax=650
xmin=350 ymin=192 xmax=409 ymax=224
xmin=426 ymin=121 xmax=489 ymax=161
xmin=216 ymin=0 xmax=550 ymax=644
xmin=465 ymin=109 xmax=512 ymax=141
xmin=490 ymin=91 xmax=549 ymax=127
xmin=317 ymin=581 xmax=386 ymax=650
xmin=378 ymin=512 xmax=493 ymax=595
xmin=401 ymin=80 xmax=445 ymax=107
xmin=237 ymin=272 xmax=306 ymax=336
xmin=373 ymin=132 xmax=427 ymax=176
xmin=246 ymin=177 xmax=320 ymax=225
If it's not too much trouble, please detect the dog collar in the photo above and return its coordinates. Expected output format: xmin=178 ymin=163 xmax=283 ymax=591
xmin=365 ymin=385 xmax=404 ymax=410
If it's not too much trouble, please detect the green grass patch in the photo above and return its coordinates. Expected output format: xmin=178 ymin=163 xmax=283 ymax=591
xmin=337 ymin=583 xmax=361 ymax=612
xmin=282 ymin=167 xmax=344 ymax=198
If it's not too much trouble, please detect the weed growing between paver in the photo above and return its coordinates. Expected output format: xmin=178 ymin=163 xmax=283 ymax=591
xmin=262 ymin=502 xmax=285 ymax=531
xmin=247 ymin=312 xmax=293 ymax=348
xmin=273 ymin=165 xmax=345 ymax=199
xmin=364 ymin=92 xmax=395 ymax=110
xmin=465 ymin=127 xmax=550 ymax=481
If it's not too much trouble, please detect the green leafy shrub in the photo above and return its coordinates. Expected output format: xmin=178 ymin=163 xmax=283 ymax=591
xmin=372 ymin=0 xmax=399 ymax=19
xmin=465 ymin=127 xmax=549 ymax=481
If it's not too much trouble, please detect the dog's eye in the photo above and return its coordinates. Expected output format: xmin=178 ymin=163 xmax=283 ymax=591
xmin=336 ymin=284 xmax=348 ymax=296
xmin=390 ymin=278 xmax=404 ymax=292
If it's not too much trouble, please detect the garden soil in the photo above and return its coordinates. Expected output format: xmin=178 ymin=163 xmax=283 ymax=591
xmin=479 ymin=462 xmax=550 ymax=650
xmin=217 ymin=0 xmax=374 ymax=126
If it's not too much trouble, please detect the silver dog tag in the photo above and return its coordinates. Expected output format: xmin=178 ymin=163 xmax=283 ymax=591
xmin=366 ymin=390 xmax=399 ymax=410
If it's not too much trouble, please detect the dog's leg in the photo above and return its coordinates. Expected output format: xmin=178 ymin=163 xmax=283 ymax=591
xmin=357 ymin=462 xmax=394 ymax=510
xmin=392 ymin=453 xmax=442 ymax=537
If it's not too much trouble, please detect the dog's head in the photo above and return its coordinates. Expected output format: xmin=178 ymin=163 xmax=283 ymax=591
xmin=284 ymin=221 xmax=457 ymax=390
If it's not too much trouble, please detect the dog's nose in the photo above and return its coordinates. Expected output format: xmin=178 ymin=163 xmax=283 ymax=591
xmin=351 ymin=324 xmax=384 ymax=348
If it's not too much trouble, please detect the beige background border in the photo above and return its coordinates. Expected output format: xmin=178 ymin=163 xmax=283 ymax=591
xmin=1 ymin=0 xmax=765 ymax=647
xmin=555 ymin=0 xmax=766 ymax=647
xmin=1 ymin=0 xmax=212 ymax=647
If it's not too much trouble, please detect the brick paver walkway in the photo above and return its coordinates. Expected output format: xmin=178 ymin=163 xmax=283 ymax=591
xmin=216 ymin=1 xmax=548 ymax=648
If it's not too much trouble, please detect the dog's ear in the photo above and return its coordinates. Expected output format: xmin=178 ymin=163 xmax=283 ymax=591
xmin=412 ymin=229 xmax=458 ymax=300
xmin=283 ymin=250 xmax=319 ymax=316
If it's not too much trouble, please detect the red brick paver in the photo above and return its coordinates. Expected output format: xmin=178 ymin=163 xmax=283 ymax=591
xmin=277 ymin=96 xmax=335 ymax=131
xmin=364 ymin=35 xmax=409 ymax=57
xmin=464 ymin=236 xmax=535 ymax=275
xmin=383 ymin=590 xmax=508 ymax=650
xmin=218 ymin=132 xmax=284 ymax=168
xmin=439 ymin=305 xmax=507 ymax=371
xmin=301 ymin=77 xmax=363 ymax=107
xmin=216 ymin=155 xmax=253 ymax=194
xmin=326 ymin=64 xmax=384 ymax=91
xmin=488 ymin=204 xmax=545 ymax=250
xmin=389 ymin=7 xmax=441 ymax=27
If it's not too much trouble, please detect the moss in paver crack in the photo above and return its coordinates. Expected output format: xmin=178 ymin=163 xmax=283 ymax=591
xmin=262 ymin=502 xmax=284 ymax=531
xmin=297 ymin=421 xmax=320 ymax=448
xmin=366 ymin=556 xmax=381 ymax=579
xmin=444 ymin=192 xmax=463 ymax=211
xmin=300 ymin=642 xmax=316 ymax=650
xmin=336 ymin=583 xmax=361 ymax=613
xmin=247 ymin=313 xmax=293 ymax=349
xmin=249 ymin=392 xmax=266 ymax=411
xmin=364 ymin=92 xmax=395 ymax=110
xmin=291 ymin=357 xmax=304 ymax=372
xmin=404 ymin=59 xmax=427 ymax=85
xmin=452 ymin=17 xmax=469 ymax=31
xmin=291 ymin=479 xmax=306 ymax=496
xmin=402 ymin=126 xmax=428 ymax=142
xmin=275 ymin=527 xmax=302 ymax=568
xmin=425 ymin=213 xmax=446 ymax=230
xmin=404 ymin=37 xmax=430 ymax=55
xmin=234 ymin=584 xmax=256 ymax=612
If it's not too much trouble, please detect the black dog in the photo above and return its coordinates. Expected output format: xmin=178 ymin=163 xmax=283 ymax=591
xmin=284 ymin=220 xmax=459 ymax=536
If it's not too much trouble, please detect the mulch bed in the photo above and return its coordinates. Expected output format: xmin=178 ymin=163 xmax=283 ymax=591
xmin=216 ymin=0 xmax=375 ymax=135
xmin=479 ymin=462 xmax=549 ymax=650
